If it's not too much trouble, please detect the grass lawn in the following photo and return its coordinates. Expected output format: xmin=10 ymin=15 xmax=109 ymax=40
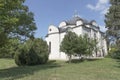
xmin=0 ymin=58 xmax=120 ymax=80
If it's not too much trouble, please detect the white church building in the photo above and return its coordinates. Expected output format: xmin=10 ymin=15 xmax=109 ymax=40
xmin=45 ymin=16 xmax=107 ymax=60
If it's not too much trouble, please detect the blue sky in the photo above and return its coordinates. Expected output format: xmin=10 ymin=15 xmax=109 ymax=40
xmin=25 ymin=0 xmax=110 ymax=38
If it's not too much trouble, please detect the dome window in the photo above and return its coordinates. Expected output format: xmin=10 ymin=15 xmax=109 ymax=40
xmin=49 ymin=29 xmax=52 ymax=31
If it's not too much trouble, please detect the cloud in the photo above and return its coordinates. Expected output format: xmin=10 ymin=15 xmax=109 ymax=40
xmin=87 ymin=4 xmax=95 ymax=10
xmin=86 ymin=0 xmax=109 ymax=15
xmin=99 ymin=25 xmax=107 ymax=32
xmin=99 ymin=0 xmax=109 ymax=4
xmin=100 ymin=7 xmax=109 ymax=15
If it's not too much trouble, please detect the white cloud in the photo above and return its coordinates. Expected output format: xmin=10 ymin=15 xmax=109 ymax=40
xmin=87 ymin=4 xmax=95 ymax=10
xmin=86 ymin=0 xmax=109 ymax=15
xmin=99 ymin=25 xmax=107 ymax=32
xmin=100 ymin=7 xmax=109 ymax=15
xmin=99 ymin=0 xmax=108 ymax=4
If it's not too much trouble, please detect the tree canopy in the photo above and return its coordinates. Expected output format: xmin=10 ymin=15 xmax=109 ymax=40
xmin=105 ymin=0 xmax=120 ymax=58
xmin=105 ymin=0 xmax=120 ymax=40
xmin=60 ymin=31 xmax=78 ymax=62
xmin=0 ymin=0 xmax=37 ymax=47
xmin=0 ymin=38 xmax=20 ymax=58
xmin=75 ymin=34 xmax=97 ymax=59
xmin=60 ymin=31 xmax=97 ymax=62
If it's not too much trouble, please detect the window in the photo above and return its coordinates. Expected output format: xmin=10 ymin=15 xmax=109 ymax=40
xmin=49 ymin=29 xmax=52 ymax=31
xmin=49 ymin=42 xmax=51 ymax=53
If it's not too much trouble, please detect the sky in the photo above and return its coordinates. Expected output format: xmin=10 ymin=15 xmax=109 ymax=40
xmin=25 ymin=0 xmax=110 ymax=38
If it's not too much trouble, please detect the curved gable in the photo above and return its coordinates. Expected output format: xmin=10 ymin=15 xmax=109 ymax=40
xmin=48 ymin=25 xmax=59 ymax=34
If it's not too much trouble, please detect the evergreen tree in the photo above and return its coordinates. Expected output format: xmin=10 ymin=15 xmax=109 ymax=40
xmin=105 ymin=0 xmax=120 ymax=47
xmin=0 ymin=0 xmax=37 ymax=47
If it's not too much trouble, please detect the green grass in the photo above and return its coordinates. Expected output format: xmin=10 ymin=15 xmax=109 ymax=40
xmin=0 ymin=58 xmax=120 ymax=80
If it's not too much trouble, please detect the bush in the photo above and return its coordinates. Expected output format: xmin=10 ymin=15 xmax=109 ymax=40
xmin=108 ymin=48 xmax=120 ymax=59
xmin=111 ymin=50 xmax=120 ymax=59
xmin=15 ymin=48 xmax=27 ymax=66
xmin=15 ymin=38 xmax=49 ymax=66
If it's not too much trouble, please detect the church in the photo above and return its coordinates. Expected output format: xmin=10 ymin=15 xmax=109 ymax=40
xmin=45 ymin=16 xmax=107 ymax=60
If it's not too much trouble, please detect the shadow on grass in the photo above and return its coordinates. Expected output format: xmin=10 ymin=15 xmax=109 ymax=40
xmin=71 ymin=59 xmax=84 ymax=63
xmin=66 ymin=58 xmax=102 ymax=64
xmin=0 ymin=60 xmax=61 ymax=80
xmin=86 ymin=58 xmax=102 ymax=61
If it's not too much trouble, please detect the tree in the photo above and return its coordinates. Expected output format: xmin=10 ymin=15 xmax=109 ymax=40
xmin=85 ymin=37 xmax=97 ymax=57
xmin=0 ymin=38 xmax=20 ymax=58
xmin=60 ymin=31 xmax=78 ymax=63
xmin=60 ymin=32 xmax=98 ymax=62
xmin=75 ymin=34 xmax=97 ymax=59
xmin=105 ymin=0 xmax=120 ymax=47
xmin=15 ymin=38 xmax=49 ymax=66
xmin=0 ymin=0 xmax=37 ymax=47
xmin=74 ymin=35 xmax=88 ymax=60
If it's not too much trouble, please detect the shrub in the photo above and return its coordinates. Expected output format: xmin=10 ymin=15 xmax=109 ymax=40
xmin=15 ymin=38 xmax=49 ymax=66
xmin=14 ymin=48 xmax=27 ymax=66
xmin=108 ymin=48 xmax=120 ymax=59
xmin=111 ymin=50 xmax=120 ymax=59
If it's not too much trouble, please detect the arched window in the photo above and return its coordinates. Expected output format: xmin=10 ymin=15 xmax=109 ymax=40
xmin=49 ymin=29 xmax=52 ymax=31
xmin=49 ymin=42 xmax=51 ymax=53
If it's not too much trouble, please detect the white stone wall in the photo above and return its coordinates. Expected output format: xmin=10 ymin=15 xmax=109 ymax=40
xmin=48 ymin=25 xmax=59 ymax=34
xmin=103 ymin=39 xmax=108 ymax=56
xmin=47 ymin=33 xmax=60 ymax=60
xmin=73 ymin=26 xmax=82 ymax=36
xmin=59 ymin=32 xmax=68 ymax=60
xmin=46 ymin=25 xmax=60 ymax=60
xmin=76 ymin=20 xmax=83 ymax=26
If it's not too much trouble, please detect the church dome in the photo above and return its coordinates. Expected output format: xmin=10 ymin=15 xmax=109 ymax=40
xmin=65 ymin=16 xmax=82 ymax=25
xmin=59 ymin=21 xmax=67 ymax=27
xmin=65 ymin=16 xmax=89 ymax=25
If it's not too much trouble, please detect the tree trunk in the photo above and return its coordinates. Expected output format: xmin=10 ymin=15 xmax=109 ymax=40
xmin=68 ymin=55 xmax=72 ymax=63
xmin=106 ymin=38 xmax=110 ymax=51
xmin=116 ymin=38 xmax=120 ymax=49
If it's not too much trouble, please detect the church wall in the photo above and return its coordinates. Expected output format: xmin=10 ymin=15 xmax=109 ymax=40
xmin=82 ymin=27 xmax=91 ymax=37
xmin=96 ymin=32 xmax=102 ymax=57
xmin=90 ymin=29 xmax=96 ymax=38
xmin=72 ymin=26 xmax=82 ymax=36
xmin=103 ymin=39 xmax=108 ymax=56
xmin=59 ymin=32 xmax=68 ymax=60
xmin=98 ymin=32 xmax=108 ymax=56
xmin=46 ymin=33 xmax=60 ymax=60
xmin=48 ymin=25 xmax=59 ymax=34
